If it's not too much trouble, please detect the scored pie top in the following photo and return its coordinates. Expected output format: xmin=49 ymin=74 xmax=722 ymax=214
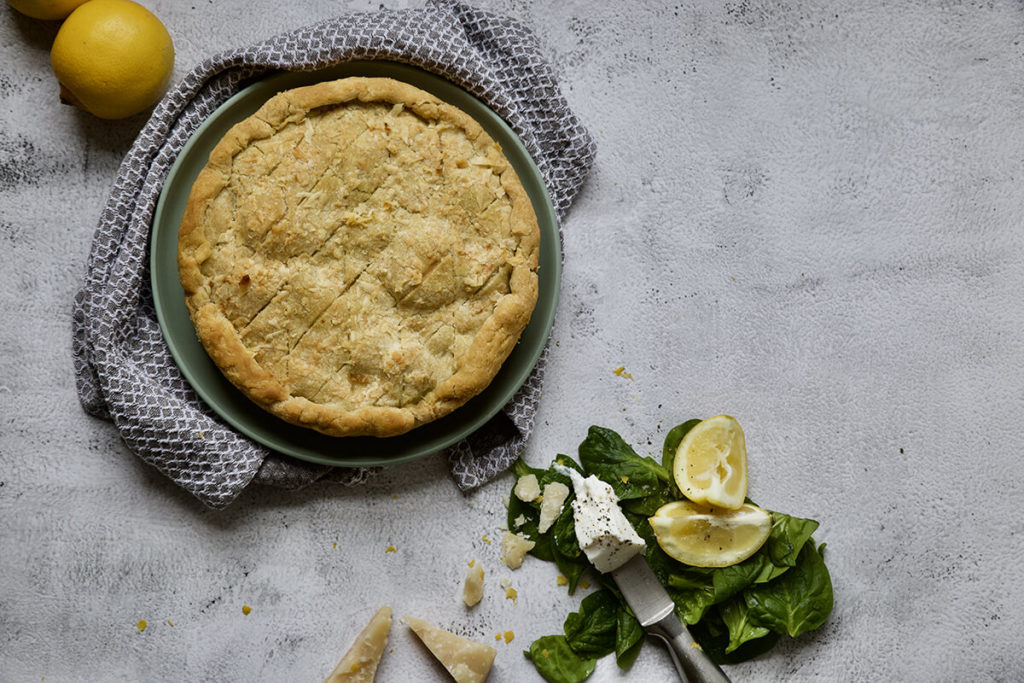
xmin=177 ymin=77 xmax=540 ymax=438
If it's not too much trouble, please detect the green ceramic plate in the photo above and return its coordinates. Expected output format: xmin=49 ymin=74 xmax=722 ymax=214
xmin=150 ymin=61 xmax=560 ymax=467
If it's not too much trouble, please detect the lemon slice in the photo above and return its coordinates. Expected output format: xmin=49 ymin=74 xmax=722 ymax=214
xmin=673 ymin=414 xmax=748 ymax=509
xmin=649 ymin=500 xmax=772 ymax=568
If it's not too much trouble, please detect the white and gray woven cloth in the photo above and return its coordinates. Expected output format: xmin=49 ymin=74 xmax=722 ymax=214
xmin=70 ymin=0 xmax=595 ymax=509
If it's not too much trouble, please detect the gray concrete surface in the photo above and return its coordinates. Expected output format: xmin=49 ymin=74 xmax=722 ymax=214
xmin=3 ymin=0 xmax=1024 ymax=680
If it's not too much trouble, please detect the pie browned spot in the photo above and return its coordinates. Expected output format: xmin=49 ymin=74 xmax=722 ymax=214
xmin=177 ymin=77 xmax=540 ymax=437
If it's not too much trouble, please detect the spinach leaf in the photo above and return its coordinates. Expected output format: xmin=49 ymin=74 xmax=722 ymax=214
xmin=764 ymin=511 xmax=819 ymax=569
xmin=552 ymin=500 xmax=582 ymax=560
xmin=530 ymin=532 xmax=557 ymax=563
xmin=664 ymin=553 xmax=769 ymax=623
xmin=563 ymin=590 xmax=619 ymax=658
xmin=551 ymin=503 xmax=588 ymax=594
xmin=689 ymin=607 xmax=781 ymax=665
xmin=631 ymin=517 xmax=680 ymax=584
xmin=578 ymin=426 xmax=670 ymax=499
xmin=719 ymin=597 xmax=771 ymax=653
xmin=513 ymin=458 xmax=546 ymax=479
xmin=669 ymin=583 xmax=719 ymax=625
xmin=526 ymin=635 xmax=596 ymax=683
xmin=552 ymin=454 xmax=586 ymax=476
xmin=554 ymin=552 xmax=589 ymax=596
xmin=712 ymin=553 xmax=769 ymax=603
xmin=662 ymin=419 xmax=701 ymax=497
xmin=540 ymin=456 xmax=580 ymax=489
xmin=745 ymin=542 xmax=833 ymax=638
xmin=615 ymin=604 xmax=645 ymax=669
xmin=621 ymin=489 xmax=678 ymax=517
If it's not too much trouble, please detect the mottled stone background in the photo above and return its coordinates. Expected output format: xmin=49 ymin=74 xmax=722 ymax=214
xmin=3 ymin=0 xmax=1024 ymax=680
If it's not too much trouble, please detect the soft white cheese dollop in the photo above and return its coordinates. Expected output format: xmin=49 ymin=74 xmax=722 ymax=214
xmin=556 ymin=466 xmax=645 ymax=573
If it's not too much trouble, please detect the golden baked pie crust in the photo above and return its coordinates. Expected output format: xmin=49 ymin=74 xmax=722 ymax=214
xmin=177 ymin=77 xmax=539 ymax=437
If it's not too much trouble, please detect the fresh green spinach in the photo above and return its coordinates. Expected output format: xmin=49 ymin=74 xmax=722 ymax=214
xmin=614 ymin=603 xmax=645 ymax=668
xmin=661 ymin=418 xmax=700 ymax=497
xmin=516 ymin=421 xmax=833 ymax=683
xmin=744 ymin=541 xmax=834 ymax=638
xmin=578 ymin=426 xmax=670 ymax=499
xmin=526 ymin=635 xmax=596 ymax=683
xmin=765 ymin=512 xmax=820 ymax=569
xmin=688 ymin=607 xmax=781 ymax=665
xmin=719 ymin=597 xmax=771 ymax=653
xmin=563 ymin=590 xmax=619 ymax=657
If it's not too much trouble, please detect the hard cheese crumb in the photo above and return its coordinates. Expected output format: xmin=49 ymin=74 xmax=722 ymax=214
xmin=513 ymin=474 xmax=541 ymax=502
xmin=242 ymin=605 xmax=252 ymax=615
xmin=537 ymin=482 xmax=570 ymax=533
xmin=500 ymin=531 xmax=535 ymax=569
xmin=462 ymin=561 xmax=484 ymax=608
xmin=500 ymin=577 xmax=518 ymax=604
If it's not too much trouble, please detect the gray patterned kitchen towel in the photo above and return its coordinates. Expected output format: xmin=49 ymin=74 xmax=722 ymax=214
xmin=70 ymin=0 xmax=595 ymax=508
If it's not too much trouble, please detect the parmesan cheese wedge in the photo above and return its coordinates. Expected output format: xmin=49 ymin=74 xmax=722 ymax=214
xmin=324 ymin=605 xmax=392 ymax=683
xmin=404 ymin=615 xmax=496 ymax=683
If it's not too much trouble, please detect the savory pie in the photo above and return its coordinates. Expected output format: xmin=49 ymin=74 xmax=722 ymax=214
xmin=177 ymin=77 xmax=540 ymax=437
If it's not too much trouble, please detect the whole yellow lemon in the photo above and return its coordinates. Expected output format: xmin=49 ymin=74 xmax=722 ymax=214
xmin=50 ymin=0 xmax=174 ymax=119
xmin=7 ymin=0 xmax=89 ymax=20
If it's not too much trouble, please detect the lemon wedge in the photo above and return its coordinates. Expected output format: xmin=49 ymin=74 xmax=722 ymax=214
xmin=673 ymin=414 xmax=748 ymax=509
xmin=649 ymin=500 xmax=772 ymax=568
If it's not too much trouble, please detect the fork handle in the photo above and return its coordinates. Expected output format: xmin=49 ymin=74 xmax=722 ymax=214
xmin=648 ymin=614 xmax=732 ymax=683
